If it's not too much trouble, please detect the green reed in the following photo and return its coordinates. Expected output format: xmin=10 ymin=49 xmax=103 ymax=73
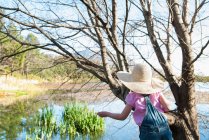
xmin=62 ymin=103 xmax=104 ymax=135
xmin=26 ymin=106 xmax=57 ymax=139
xmin=25 ymin=103 xmax=104 ymax=139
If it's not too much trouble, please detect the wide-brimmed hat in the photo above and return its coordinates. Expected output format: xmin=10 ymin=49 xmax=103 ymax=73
xmin=116 ymin=63 xmax=164 ymax=94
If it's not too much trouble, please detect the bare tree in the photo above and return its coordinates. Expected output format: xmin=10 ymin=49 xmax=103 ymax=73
xmin=0 ymin=0 xmax=209 ymax=139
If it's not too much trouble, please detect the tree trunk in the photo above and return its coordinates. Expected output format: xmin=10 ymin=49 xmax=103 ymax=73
xmin=165 ymin=65 xmax=200 ymax=140
xmin=171 ymin=110 xmax=199 ymax=140
xmin=170 ymin=99 xmax=199 ymax=140
xmin=111 ymin=81 xmax=199 ymax=140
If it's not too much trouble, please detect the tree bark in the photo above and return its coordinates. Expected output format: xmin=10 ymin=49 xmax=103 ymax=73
xmin=1 ymin=1 xmax=208 ymax=139
xmin=167 ymin=0 xmax=200 ymax=139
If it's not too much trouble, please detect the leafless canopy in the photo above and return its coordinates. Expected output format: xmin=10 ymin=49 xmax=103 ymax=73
xmin=1 ymin=0 xmax=209 ymax=139
xmin=0 ymin=0 xmax=208 ymax=99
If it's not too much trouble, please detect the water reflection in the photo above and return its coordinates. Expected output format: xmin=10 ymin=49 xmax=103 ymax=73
xmin=0 ymin=100 xmax=45 ymax=139
xmin=0 ymin=99 xmax=209 ymax=140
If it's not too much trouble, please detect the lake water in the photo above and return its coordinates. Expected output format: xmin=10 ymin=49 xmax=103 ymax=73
xmin=195 ymin=82 xmax=209 ymax=92
xmin=163 ymin=82 xmax=209 ymax=93
xmin=0 ymin=82 xmax=209 ymax=140
xmin=90 ymin=100 xmax=209 ymax=140
xmin=0 ymin=99 xmax=207 ymax=140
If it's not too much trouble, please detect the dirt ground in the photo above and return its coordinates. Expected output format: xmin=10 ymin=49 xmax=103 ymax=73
xmin=37 ymin=90 xmax=209 ymax=104
xmin=1 ymin=81 xmax=209 ymax=106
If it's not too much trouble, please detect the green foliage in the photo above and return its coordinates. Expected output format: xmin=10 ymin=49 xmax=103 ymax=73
xmin=35 ymin=60 xmax=75 ymax=81
xmin=27 ymin=107 xmax=57 ymax=139
xmin=0 ymin=22 xmax=96 ymax=82
xmin=0 ymin=90 xmax=28 ymax=96
xmin=0 ymin=100 xmax=44 ymax=139
xmin=25 ymin=104 xmax=104 ymax=139
xmin=35 ymin=60 xmax=96 ymax=82
xmin=0 ymin=9 xmax=5 ymax=31
xmin=0 ymin=20 xmax=43 ymax=77
xmin=15 ymin=91 xmax=28 ymax=96
xmin=26 ymin=33 xmax=39 ymax=44
xmin=0 ymin=22 xmax=27 ymax=75
xmin=195 ymin=75 xmax=209 ymax=82
xmin=63 ymin=103 xmax=104 ymax=135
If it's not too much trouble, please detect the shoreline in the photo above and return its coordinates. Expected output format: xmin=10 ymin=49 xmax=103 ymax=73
xmin=1 ymin=76 xmax=209 ymax=106
xmin=0 ymin=88 xmax=209 ymax=106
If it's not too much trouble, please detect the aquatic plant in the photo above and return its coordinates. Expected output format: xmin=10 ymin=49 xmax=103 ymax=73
xmin=25 ymin=103 xmax=104 ymax=139
xmin=26 ymin=106 xmax=57 ymax=139
xmin=61 ymin=103 xmax=104 ymax=136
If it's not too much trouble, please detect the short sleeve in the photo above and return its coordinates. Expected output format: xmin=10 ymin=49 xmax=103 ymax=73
xmin=157 ymin=92 xmax=162 ymax=99
xmin=158 ymin=92 xmax=170 ymax=112
xmin=125 ymin=92 xmax=135 ymax=107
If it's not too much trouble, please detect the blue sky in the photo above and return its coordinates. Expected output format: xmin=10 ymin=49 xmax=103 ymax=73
xmin=1 ymin=0 xmax=209 ymax=76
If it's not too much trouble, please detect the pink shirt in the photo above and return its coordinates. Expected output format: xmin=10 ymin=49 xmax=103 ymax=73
xmin=125 ymin=92 xmax=166 ymax=126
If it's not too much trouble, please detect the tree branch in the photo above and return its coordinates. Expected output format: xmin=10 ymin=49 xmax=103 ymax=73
xmin=190 ymin=39 xmax=209 ymax=65
xmin=190 ymin=0 xmax=207 ymax=34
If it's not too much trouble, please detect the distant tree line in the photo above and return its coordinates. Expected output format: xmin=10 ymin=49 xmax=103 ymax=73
xmin=0 ymin=10 xmax=93 ymax=82
xmin=0 ymin=1 xmax=209 ymax=139
xmin=195 ymin=75 xmax=209 ymax=82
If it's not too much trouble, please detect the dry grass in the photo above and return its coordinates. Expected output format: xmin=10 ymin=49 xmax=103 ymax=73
xmin=0 ymin=76 xmax=46 ymax=106
xmin=1 ymin=76 xmax=209 ymax=106
xmin=0 ymin=76 xmax=41 ymax=91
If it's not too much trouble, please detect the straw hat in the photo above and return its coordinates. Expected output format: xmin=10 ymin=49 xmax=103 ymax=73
xmin=116 ymin=63 xmax=164 ymax=94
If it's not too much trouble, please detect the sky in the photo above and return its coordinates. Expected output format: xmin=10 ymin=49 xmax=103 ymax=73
xmin=121 ymin=0 xmax=209 ymax=76
xmin=1 ymin=0 xmax=209 ymax=76
xmin=127 ymin=46 xmax=209 ymax=76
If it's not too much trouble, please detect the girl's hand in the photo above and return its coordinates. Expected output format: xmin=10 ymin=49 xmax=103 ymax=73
xmin=97 ymin=104 xmax=132 ymax=120
xmin=97 ymin=111 xmax=109 ymax=117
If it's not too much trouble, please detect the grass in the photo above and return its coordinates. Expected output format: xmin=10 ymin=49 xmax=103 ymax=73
xmin=0 ymin=76 xmax=47 ymax=105
xmin=63 ymin=103 xmax=104 ymax=135
xmin=26 ymin=106 xmax=57 ymax=139
xmin=25 ymin=103 xmax=104 ymax=139
xmin=0 ymin=77 xmax=42 ymax=93
xmin=0 ymin=90 xmax=28 ymax=97
xmin=15 ymin=91 xmax=28 ymax=96
xmin=0 ymin=89 xmax=27 ymax=95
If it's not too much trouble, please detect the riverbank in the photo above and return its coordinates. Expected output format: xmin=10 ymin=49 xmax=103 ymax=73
xmin=1 ymin=87 xmax=209 ymax=106
xmin=0 ymin=76 xmax=209 ymax=106
xmin=0 ymin=76 xmax=113 ymax=106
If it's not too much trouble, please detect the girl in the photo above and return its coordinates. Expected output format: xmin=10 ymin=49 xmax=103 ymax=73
xmin=97 ymin=63 xmax=173 ymax=140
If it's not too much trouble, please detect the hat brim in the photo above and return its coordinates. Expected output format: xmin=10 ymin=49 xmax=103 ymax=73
xmin=117 ymin=71 xmax=164 ymax=94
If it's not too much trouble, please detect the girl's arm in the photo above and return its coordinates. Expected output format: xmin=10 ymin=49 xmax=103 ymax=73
xmin=97 ymin=104 xmax=132 ymax=120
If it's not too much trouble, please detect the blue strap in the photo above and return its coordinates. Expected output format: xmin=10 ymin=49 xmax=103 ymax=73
xmin=141 ymin=96 xmax=167 ymax=127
